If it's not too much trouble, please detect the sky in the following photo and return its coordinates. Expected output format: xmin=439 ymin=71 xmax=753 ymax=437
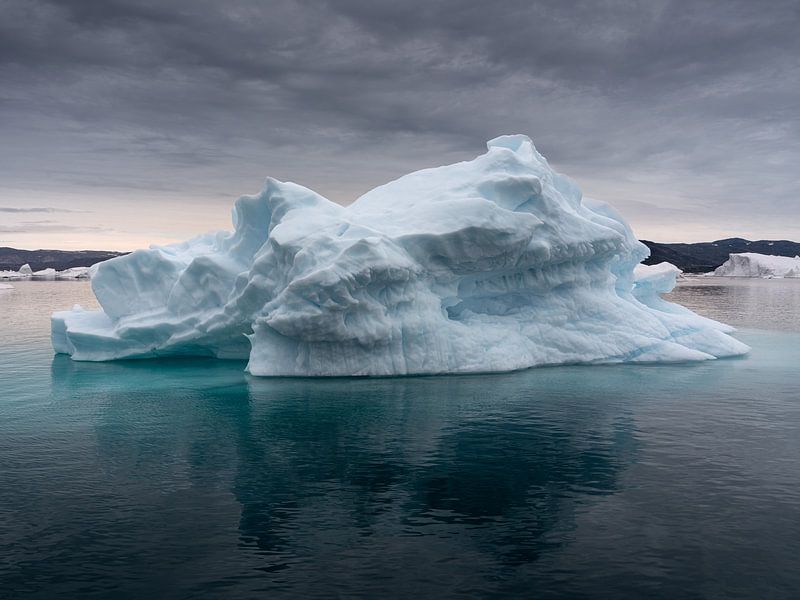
xmin=1 ymin=0 xmax=798 ymax=250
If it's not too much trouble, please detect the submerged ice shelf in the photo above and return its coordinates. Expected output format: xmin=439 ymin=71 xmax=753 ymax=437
xmin=52 ymin=135 xmax=748 ymax=376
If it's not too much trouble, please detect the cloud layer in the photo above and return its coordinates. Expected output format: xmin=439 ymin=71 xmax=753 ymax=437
xmin=0 ymin=207 xmax=87 ymax=213
xmin=1 ymin=0 xmax=798 ymax=249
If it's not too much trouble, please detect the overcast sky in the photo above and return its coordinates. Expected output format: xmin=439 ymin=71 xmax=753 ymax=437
xmin=1 ymin=0 xmax=798 ymax=250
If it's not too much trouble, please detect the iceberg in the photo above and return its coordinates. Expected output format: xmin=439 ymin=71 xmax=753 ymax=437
xmin=0 ymin=264 xmax=91 ymax=280
xmin=32 ymin=268 xmax=57 ymax=281
xmin=0 ymin=264 xmax=32 ymax=280
xmin=632 ymin=262 xmax=735 ymax=327
xmin=713 ymin=253 xmax=800 ymax=278
xmin=52 ymin=135 xmax=748 ymax=376
xmin=55 ymin=266 xmax=91 ymax=280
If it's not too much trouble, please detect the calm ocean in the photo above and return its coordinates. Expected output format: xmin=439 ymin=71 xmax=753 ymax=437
xmin=1 ymin=278 xmax=799 ymax=599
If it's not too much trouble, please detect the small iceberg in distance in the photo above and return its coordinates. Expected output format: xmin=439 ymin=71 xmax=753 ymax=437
xmin=52 ymin=135 xmax=749 ymax=376
xmin=0 ymin=264 xmax=91 ymax=280
xmin=0 ymin=264 xmax=32 ymax=280
xmin=713 ymin=253 xmax=800 ymax=278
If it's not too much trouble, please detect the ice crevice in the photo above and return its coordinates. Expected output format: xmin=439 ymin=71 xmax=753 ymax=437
xmin=52 ymin=135 xmax=749 ymax=376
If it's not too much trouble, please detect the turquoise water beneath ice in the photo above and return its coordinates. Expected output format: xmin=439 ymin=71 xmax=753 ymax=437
xmin=1 ymin=280 xmax=799 ymax=599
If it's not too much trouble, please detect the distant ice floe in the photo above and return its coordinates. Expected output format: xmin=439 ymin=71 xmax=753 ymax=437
xmin=52 ymin=135 xmax=749 ymax=376
xmin=713 ymin=253 xmax=800 ymax=278
xmin=0 ymin=264 xmax=91 ymax=281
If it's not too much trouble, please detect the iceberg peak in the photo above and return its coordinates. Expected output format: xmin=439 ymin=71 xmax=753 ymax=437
xmin=486 ymin=134 xmax=549 ymax=165
xmin=487 ymin=134 xmax=534 ymax=152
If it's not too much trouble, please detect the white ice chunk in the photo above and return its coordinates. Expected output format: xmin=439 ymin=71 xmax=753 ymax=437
xmin=713 ymin=253 xmax=800 ymax=278
xmin=1 ymin=264 xmax=92 ymax=281
xmin=1 ymin=265 xmax=31 ymax=280
xmin=32 ymin=268 xmax=57 ymax=280
xmin=56 ymin=267 xmax=91 ymax=280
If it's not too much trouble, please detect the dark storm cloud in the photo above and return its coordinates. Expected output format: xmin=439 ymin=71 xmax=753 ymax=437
xmin=0 ymin=0 xmax=798 ymax=246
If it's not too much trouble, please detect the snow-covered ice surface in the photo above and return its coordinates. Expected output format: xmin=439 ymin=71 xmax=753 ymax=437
xmin=52 ymin=135 xmax=748 ymax=376
xmin=54 ymin=267 xmax=91 ymax=280
xmin=0 ymin=265 xmax=91 ymax=281
xmin=0 ymin=265 xmax=30 ymax=280
xmin=0 ymin=282 xmax=13 ymax=290
xmin=714 ymin=253 xmax=800 ymax=278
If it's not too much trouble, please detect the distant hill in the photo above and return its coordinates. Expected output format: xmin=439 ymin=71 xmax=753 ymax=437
xmin=0 ymin=247 xmax=127 ymax=272
xmin=642 ymin=238 xmax=800 ymax=273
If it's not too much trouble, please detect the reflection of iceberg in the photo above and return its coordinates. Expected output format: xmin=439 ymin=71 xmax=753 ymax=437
xmin=237 ymin=372 xmax=638 ymax=573
xmin=48 ymin=354 xmax=642 ymax=589
xmin=31 ymin=327 xmax=800 ymax=595
xmin=31 ymin=268 xmax=56 ymax=281
xmin=52 ymin=135 xmax=748 ymax=375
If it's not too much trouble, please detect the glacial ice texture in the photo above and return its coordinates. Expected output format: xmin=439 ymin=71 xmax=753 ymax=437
xmin=52 ymin=135 xmax=748 ymax=376
xmin=714 ymin=253 xmax=800 ymax=278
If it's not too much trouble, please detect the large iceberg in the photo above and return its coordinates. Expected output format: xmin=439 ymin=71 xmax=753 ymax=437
xmin=713 ymin=253 xmax=800 ymax=278
xmin=52 ymin=135 xmax=748 ymax=376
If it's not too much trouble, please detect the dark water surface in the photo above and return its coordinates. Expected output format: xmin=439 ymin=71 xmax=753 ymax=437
xmin=666 ymin=276 xmax=800 ymax=332
xmin=1 ymin=281 xmax=799 ymax=599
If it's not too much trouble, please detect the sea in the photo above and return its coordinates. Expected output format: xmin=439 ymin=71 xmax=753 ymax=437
xmin=1 ymin=278 xmax=798 ymax=599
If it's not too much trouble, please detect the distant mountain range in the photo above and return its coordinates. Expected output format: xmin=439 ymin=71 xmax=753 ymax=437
xmin=3 ymin=238 xmax=800 ymax=274
xmin=0 ymin=247 xmax=127 ymax=272
xmin=642 ymin=238 xmax=800 ymax=273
